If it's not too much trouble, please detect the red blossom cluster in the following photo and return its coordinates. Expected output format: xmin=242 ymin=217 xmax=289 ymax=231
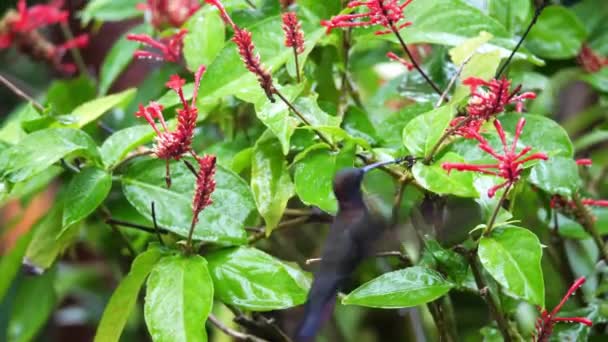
xmin=137 ymin=0 xmax=201 ymax=29
xmin=533 ymin=277 xmax=592 ymax=342
xmin=577 ymin=44 xmax=608 ymax=73
xmin=206 ymin=0 xmax=278 ymax=101
xmin=451 ymin=77 xmax=536 ymax=138
xmin=0 ymin=0 xmax=88 ymax=73
xmin=442 ymin=118 xmax=548 ymax=198
xmin=127 ymin=28 xmax=187 ymax=63
xmin=136 ymin=65 xmax=206 ymax=161
xmin=321 ymin=0 xmax=413 ymax=35
xmin=282 ymin=12 xmax=304 ymax=54
xmin=192 ymin=154 xmax=217 ymax=223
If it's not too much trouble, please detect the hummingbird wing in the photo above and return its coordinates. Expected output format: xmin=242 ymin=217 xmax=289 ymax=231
xmin=297 ymin=208 xmax=375 ymax=341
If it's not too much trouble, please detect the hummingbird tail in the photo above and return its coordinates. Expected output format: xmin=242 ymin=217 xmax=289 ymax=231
xmin=296 ymin=296 xmax=336 ymax=342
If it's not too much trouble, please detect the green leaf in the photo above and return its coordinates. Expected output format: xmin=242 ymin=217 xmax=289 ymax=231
xmin=70 ymin=88 xmax=136 ymax=128
xmin=206 ymin=247 xmax=310 ymax=311
xmin=46 ymin=76 xmax=96 ymax=114
xmin=402 ymin=105 xmax=455 ymax=157
xmin=0 ymin=229 xmax=33 ymax=300
xmin=0 ymin=128 xmax=99 ymax=184
xmin=253 ymin=84 xmax=304 ymax=154
xmin=294 ymin=95 xmax=341 ymax=128
xmin=294 ymin=145 xmax=355 ymax=214
xmin=62 ymin=168 xmax=112 ymax=229
xmin=423 ymin=239 xmax=470 ymax=286
xmin=100 ymin=124 xmax=155 ymax=169
xmin=95 ymin=248 xmax=163 ymax=342
xmin=251 ymin=132 xmax=294 ymax=234
xmin=412 ymin=152 xmax=478 ymax=198
xmin=183 ymin=8 xmax=225 ymax=72
xmin=581 ymin=67 xmax=608 ymax=93
xmin=499 ymin=114 xmax=574 ymax=158
xmin=80 ymin=0 xmax=142 ymax=24
xmin=8 ymin=271 xmax=56 ymax=342
xmin=449 ymin=31 xmax=494 ymax=65
xmin=24 ymin=205 xmax=81 ymax=272
xmin=478 ymin=226 xmax=544 ymax=306
xmin=554 ymin=208 xmax=608 ymax=240
xmin=373 ymin=103 xmax=433 ymax=148
xmin=159 ymin=15 xmax=325 ymax=109
xmin=529 ymin=157 xmax=581 ymax=198
xmin=99 ymin=24 xmax=150 ymax=95
xmin=122 ymin=158 xmax=255 ymax=245
xmin=488 ymin=0 xmax=532 ymax=33
xmin=342 ymin=266 xmax=453 ymax=308
xmin=343 ymin=107 xmax=380 ymax=146
xmin=526 ymin=5 xmax=587 ymax=60
xmin=375 ymin=0 xmax=542 ymax=65
xmin=145 ymin=255 xmax=213 ymax=342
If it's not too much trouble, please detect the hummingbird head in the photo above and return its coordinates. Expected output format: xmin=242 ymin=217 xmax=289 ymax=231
xmin=332 ymin=168 xmax=365 ymax=203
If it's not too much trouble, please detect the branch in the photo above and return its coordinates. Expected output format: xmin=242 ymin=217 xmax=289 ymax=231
xmin=248 ymin=216 xmax=310 ymax=244
xmin=208 ymin=315 xmax=269 ymax=342
xmin=435 ymin=54 xmax=473 ymax=108
xmin=390 ymin=25 xmax=443 ymax=96
xmin=105 ymin=218 xmax=170 ymax=234
xmin=495 ymin=2 xmax=547 ymax=78
xmin=0 ymin=73 xmax=44 ymax=111
xmin=572 ymin=193 xmax=608 ymax=262
xmin=306 ymin=250 xmax=410 ymax=265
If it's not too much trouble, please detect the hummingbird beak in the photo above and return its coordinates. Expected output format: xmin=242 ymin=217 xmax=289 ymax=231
xmin=362 ymin=158 xmax=401 ymax=173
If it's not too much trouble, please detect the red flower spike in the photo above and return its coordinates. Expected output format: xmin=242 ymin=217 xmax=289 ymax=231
xmin=233 ymin=28 xmax=275 ymax=101
xmin=575 ymin=158 xmax=593 ymax=166
xmin=0 ymin=0 xmax=89 ymax=73
xmin=192 ymin=154 xmax=217 ymax=224
xmin=577 ymin=44 xmax=608 ymax=73
xmin=386 ymin=52 xmax=414 ymax=71
xmin=282 ymin=12 xmax=305 ymax=54
xmin=135 ymin=66 xmax=206 ymax=162
xmin=581 ymin=199 xmax=608 ymax=207
xmin=533 ymin=277 xmax=592 ymax=342
xmin=137 ymin=0 xmax=201 ymax=29
xmin=442 ymin=118 xmax=548 ymax=198
xmin=204 ymin=0 xmax=237 ymax=31
xmin=321 ymin=0 xmax=413 ymax=35
xmin=127 ymin=29 xmax=187 ymax=63
xmin=452 ymin=77 xmax=536 ymax=138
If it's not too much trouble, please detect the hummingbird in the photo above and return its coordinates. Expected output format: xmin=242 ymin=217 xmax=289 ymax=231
xmin=296 ymin=158 xmax=405 ymax=341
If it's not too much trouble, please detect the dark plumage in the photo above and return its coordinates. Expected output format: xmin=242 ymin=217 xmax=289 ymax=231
xmin=296 ymin=165 xmax=389 ymax=341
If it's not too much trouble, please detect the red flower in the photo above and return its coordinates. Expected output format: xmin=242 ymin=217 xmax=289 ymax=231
xmin=127 ymin=29 xmax=187 ymax=63
xmin=204 ymin=0 xmax=237 ymax=30
xmin=233 ymin=28 xmax=275 ymax=101
xmin=282 ymin=12 xmax=305 ymax=54
xmin=577 ymin=44 xmax=608 ymax=73
xmin=0 ymin=0 xmax=88 ymax=73
xmin=442 ymin=118 xmax=548 ymax=198
xmin=136 ymin=65 xmax=206 ymax=160
xmin=386 ymin=51 xmax=413 ymax=70
xmin=192 ymin=154 xmax=217 ymax=224
xmin=321 ymin=0 xmax=413 ymax=35
xmin=533 ymin=277 xmax=592 ymax=342
xmin=137 ymin=0 xmax=201 ymax=29
xmin=451 ymin=77 xmax=536 ymax=138
xmin=575 ymin=158 xmax=592 ymax=166
xmin=204 ymin=0 xmax=275 ymax=101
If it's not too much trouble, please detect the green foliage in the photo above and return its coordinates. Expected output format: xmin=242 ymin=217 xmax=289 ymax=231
xmin=1 ymin=0 xmax=607 ymax=341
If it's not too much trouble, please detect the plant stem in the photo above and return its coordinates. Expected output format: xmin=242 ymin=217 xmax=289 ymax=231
xmin=435 ymin=54 xmax=473 ymax=107
xmin=0 ymin=73 xmax=44 ymax=111
xmin=391 ymin=177 xmax=410 ymax=227
xmin=208 ymin=314 xmax=269 ymax=342
xmin=390 ymin=25 xmax=443 ymax=96
xmin=423 ymin=115 xmax=473 ymax=164
xmin=484 ymin=184 xmax=512 ymax=235
xmin=469 ymin=252 xmax=514 ymax=342
xmin=292 ymin=46 xmax=301 ymax=83
xmin=111 ymin=149 xmax=154 ymax=171
xmin=495 ymin=2 xmax=547 ymax=78
xmin=572 ymin=193 xmax=608 ymax=262
xmin=105 ymin=218 xmax=170 ymax=234
xmin=248 ymin=215 xmax=310 ymax=244
xmin=150 ymin=202 xmax=165 ymax=246
xmin=186 ymin=217 xmax=197 ymax=254
xmin=273 ymin=89 xmax=336 ymax=149
xmin=60 ymin=22 xmax=90 ymax=79
xmin=305 ymin=250 xmax=410 ymax=265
